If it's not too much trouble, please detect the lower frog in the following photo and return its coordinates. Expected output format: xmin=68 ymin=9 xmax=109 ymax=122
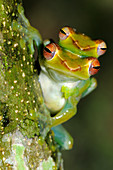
xmin=39 ymin=27 xmax=107 ymax=149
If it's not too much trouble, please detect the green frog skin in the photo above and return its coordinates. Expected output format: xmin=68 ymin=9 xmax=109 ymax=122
xmin=39 ymin=27 xmax=107 ymax=149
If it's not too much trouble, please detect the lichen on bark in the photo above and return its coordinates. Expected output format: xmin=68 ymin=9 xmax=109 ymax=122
xmin=0 ymin=0 xmax=63 ymax=169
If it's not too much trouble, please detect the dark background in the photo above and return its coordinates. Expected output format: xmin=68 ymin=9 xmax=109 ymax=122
xmin=23 ymin=0 xmax=113 ymax=169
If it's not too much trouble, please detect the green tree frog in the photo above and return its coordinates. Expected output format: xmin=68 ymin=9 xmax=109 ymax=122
xmin=39 ymin=27 xmax=106 ymax=149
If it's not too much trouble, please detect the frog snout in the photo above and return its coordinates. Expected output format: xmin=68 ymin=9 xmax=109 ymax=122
xmin=89 ymin=58 xmax=100 ymax=75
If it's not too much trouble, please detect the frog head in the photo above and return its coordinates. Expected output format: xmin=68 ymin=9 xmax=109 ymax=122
xmin=40 ymin=27 xmax=107 ymax=80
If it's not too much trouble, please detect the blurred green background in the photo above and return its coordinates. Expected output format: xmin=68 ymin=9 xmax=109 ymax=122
xmin=23 ymin=0 xmax=113 ymax=169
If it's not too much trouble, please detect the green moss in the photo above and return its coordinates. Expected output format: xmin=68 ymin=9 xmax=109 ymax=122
xmin=0 ymin=0 xmax=63 ymax=169
xmin=0 ymin=0 xmax=51 ymax=138
xmin=13 ymin=144 xmax=26 ymax=170
xmin=0 ymin=130 xmax=52 ymax=168
xmin=42 ymin=157 xmax=56 ymax=170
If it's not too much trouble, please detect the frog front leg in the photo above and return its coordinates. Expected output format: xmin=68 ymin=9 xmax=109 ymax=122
xmin=51 ymin=94 xmax=78 ymax=127
xmin=51 ymin=78 xmax=97 ymax=127
xmin=51 ymin=81 xmax=88 ymax=127
xmin=82 ymin=77 xmax=97 ymax=98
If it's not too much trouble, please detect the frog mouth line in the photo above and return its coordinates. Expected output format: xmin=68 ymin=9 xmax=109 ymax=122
xmin=60 ymin=58 xmax=81 ymax=72
xmin=60 ymin=57 xmax=100 ymax=76
xmin=71 ymin=39 xmax=95 ymax=51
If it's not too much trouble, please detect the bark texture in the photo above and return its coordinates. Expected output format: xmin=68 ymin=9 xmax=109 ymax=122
xmin=0 ymin=0 xmax=63 ymax=169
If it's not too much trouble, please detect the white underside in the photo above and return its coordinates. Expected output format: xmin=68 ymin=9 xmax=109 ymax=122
xmin=39 ymin=71 xmax=79 ymax=113
xmin=39 ymin=71 xmax=65 ymax=112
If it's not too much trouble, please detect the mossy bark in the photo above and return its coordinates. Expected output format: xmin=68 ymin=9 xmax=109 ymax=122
xmin=0 ymin=0 xmax=63 ymax=169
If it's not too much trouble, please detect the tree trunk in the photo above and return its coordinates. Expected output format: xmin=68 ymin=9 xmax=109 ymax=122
xmin=0 ymin=0 xmax=63 ymax=169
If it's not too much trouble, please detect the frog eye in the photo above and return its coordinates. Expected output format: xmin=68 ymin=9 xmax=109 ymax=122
xmin=96 ymin=40 xmax=107 ymax=56
xmin=89 ymin=58 xmax=100 ymax=75
xmin=59 ymin=27 xmax=71 ymax=40
xmin=43 ymin=43 xmax=56 ymax=60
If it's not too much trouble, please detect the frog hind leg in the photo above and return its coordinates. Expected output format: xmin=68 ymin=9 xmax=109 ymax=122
xmin=52 ymin=124 xmax=73 ymax=150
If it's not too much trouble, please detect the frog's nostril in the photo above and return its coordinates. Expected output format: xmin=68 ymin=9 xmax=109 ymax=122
xmin=89 ymin=59 xmax=100 ymax=75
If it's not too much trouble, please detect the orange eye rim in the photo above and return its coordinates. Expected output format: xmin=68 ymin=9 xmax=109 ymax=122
xmin=59 ymin=27 xmax=72 ymax=40
xmin=89 ymin=58 xmax=100 ymax=75
xmin=43 ymin=43 xmax=57 ymax=60
xmin=96 ymin=40 xmax=107 ymax=56
xmin=59 ymin=26 xmax=76 ymax=40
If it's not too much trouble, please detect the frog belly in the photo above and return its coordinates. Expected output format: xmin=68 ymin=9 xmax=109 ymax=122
xmin=39 ymin=72 xmax=65 ymax=112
